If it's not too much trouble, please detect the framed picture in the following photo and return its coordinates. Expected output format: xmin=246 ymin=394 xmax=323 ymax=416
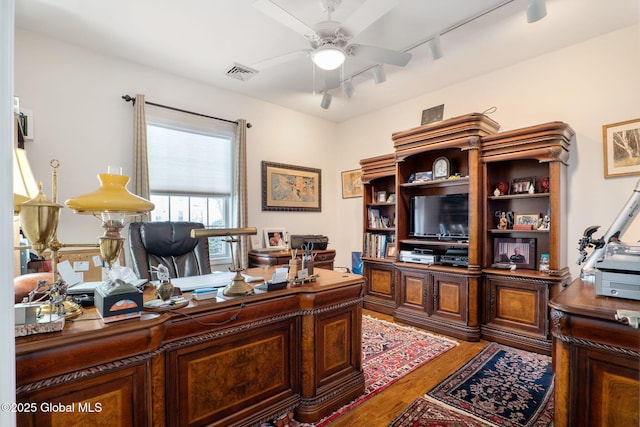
xmin=264 ymin=228 xmax=287 ymax=249
xmin=510 ymin=177 xmax=535 ymax=194
xmin=514 ymin=213 xmax=540 ymax=230
xmin=386 ymin=245 xmax=397 ymax=259
xmin=493 ymin=237 xmax=537 ymax=270
xmin=262 ymin=161 xmax=321 ymax=211
xmin=603 ymin=118 xmax=640 ymax=178
xmin=341 ymin=169 xmax=363 ymax=198
xmin=377 ymin=191 xmax=387 ymax=203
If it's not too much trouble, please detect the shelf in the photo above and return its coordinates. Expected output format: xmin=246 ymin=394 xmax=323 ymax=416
xmin=400 ymin=176 xmax=469 ymax=188
xmin=367 ymin=202 xmax=395 ymax=207
xmin=489 ymin=229 xmax=549 ymax=234
xmin=488 ymin=193 xmax=549 ymax=200
xmin=400 ymin=239 xmax=469 ymax=248
xmin=366 ymin=227 xmax=396 ymax=232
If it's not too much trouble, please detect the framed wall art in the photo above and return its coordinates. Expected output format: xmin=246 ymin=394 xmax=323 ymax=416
xmin=262 ymin=161 xmax=321 ymax=212
xmin=493 ymin=237 xmax=537 ymax=270
xmin=341 ymin=169 xmax=363 ymax=198
xmin=603 ymin=118 xmax=640 ymax=178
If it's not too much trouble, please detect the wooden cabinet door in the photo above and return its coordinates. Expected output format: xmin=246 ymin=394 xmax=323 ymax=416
xmin=397 ymin=268 xmax=429 ymax=314
xmin=363 ymin=260 xmax=396 ymax=314
xmin=432 ymin=272 xmax=468 ymax=323
xmin=17 ymin=365 xmax=148 ymax=427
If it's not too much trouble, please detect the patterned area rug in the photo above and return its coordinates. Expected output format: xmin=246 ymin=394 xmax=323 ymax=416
xmin=425 ymin=342 xmax=554 ymax=427
xmin=266 ymin=315 xmax=458 ymax=427
xmin=388 ymin=396 xmax=497 ymax=427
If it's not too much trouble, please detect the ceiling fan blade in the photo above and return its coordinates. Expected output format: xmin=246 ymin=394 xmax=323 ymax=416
xmin=349 ymin=44 xmax=411 ymax=67
xmin=253 ymin=0 xmax=316 ymax=38
xmin=252 ymin=49 xmax=311 ymax=70
xmin=341 ymin=0 xmax=399 ymax=37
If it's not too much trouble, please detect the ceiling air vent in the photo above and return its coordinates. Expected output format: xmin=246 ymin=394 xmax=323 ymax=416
xmin=225 ymin=63 xmax=258 ymax=81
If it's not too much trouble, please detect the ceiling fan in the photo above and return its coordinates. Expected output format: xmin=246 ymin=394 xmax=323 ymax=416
xmin=252 ymin=0 xmax=412 ymax=91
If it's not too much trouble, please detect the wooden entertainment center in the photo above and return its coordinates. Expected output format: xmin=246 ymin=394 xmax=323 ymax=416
xmin=15 ymin=268 xmax=364 ymax=427
xmin=360 ymin=113 xmax=574 ymax=354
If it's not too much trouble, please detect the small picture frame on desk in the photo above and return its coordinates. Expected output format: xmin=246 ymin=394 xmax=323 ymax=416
xmin=264 ymin=228 xmax=287 ymax=249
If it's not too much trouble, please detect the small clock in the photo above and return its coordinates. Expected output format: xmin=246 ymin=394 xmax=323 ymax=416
xmin=432 ymin=156 xmax=450 ymax=179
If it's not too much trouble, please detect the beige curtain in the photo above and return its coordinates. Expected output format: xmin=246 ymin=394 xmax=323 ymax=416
xmin=132 ymin=94 xmax=150 ymax=221
xmin=233 ymin=119 xmax=248 ymax=266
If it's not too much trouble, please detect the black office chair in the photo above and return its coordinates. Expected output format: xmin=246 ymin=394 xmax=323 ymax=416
xmin=128 ymin=221 xmax=212 ymax=281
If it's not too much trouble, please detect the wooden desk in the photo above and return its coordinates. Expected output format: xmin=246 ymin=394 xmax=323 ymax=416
xmin=248 ymin=249 xmax=336 ymax=270
xmin=15 ymin=268 xmax=364 ymax=427
xmin=549 ymin=278 xmax=640 ymax=427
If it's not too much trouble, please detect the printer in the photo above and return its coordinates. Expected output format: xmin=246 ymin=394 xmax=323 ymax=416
xmin=595 ymin=243 xmax=640 ymax=300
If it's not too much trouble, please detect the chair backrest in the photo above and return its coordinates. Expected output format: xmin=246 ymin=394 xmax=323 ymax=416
xmin=128 ymin=221 xmax=212 ymax=281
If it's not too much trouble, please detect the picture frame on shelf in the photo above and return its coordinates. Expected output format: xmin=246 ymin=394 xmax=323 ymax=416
xmin=377 ymin=191 xmax=387 ymax=203
xmin=264 ymin=228 xmax=287 ymax=249
xmin=262 ymin=161 xmax=321 ymax=211
xmin=514 ymin=213 xmax=540 ymax=230
xmin=510 ymin=177 xmax=535 ymax=194
xmin=341 ymin=169 xmax=363 ymax=198
xmin=493 ymin=237 xmax=537 ymax=270
xmin=385 ymin=245 xmax=397 ymax=259
xmin=602 ymin=118 xmax=640 ymax=178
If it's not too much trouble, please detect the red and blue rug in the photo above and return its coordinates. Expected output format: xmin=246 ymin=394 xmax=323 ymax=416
xmin=266 ymin=315 xmax=458 ymax=427
xmin=400 ymin=342 xmax=554 ymax=427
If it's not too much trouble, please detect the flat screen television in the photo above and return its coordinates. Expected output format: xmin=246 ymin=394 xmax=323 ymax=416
xmin=409 ymin=194 xmax=469 ymax=240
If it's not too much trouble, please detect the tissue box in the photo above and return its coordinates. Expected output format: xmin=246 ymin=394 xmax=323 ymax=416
xmin=94 ymin=283 xmax=143 ymax=323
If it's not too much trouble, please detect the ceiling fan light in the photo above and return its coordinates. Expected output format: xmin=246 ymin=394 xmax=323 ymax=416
xmin=320 ymin=92 xmax=332 ymax=109
xmin=312 ymin=46 xmax=346 ymax=71
xmin=341 ymin=79 xmax=355 ymax=98
xmin=526 ymin=0 xmax=547 ymax=23
xmin=372 ymin=65 xmax=386 ymax=84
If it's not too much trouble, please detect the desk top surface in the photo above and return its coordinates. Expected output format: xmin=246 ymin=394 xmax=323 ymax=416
xmin=549 ymin=277 xmax=640 ymax=321
xmin=16 ymin=267 xmax=363 ymax=350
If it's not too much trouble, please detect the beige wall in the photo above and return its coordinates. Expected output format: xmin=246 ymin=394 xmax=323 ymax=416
xmin=15 ymin=24 xmax=640 ymax=280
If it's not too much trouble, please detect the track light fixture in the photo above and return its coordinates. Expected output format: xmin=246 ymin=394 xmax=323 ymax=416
xmin=320 ymin=92 xmax=332 ymax=109
xmin=429 ymin=35 xmax=443 ymax=60
xmin=372 ymin=65 xmax=386 ymax=84
xmin=341 ymin=79 xmax=355 ymax=98
xmin=526 ymin=0 xmax=547 ymax=23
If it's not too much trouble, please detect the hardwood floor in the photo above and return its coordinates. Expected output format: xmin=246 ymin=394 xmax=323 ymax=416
xmin=329 ymin=309 xmax=490 ymax=427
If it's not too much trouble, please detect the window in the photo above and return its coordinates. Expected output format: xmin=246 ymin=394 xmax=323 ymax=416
xmin=146 ymin=110 xmax=235 ymax=265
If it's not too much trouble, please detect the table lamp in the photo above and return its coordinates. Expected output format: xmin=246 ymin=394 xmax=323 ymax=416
xmin=65 ymin=169 xmax=155 ymax=268
xmin=190 ymin=227 xmax=257 ymax=296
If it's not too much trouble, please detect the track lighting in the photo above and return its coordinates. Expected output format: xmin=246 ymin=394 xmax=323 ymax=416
xmin=341 ymin=79 xmax=355 ymax=98
xmin=320 ymin=92 xmax=332 ymax=109
xmin=526 ymin=0 xmax=547 ymax=23
xmin=372 ymin=65 xmax=386 ymax=84
xmin=429 ymin=35 xmax=443 ymax=61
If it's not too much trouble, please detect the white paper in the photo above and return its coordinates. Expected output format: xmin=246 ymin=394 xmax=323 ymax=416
xmin=271 ymin=267 xmax=288 ymax=284
xmin=57 ymin=260 xmax=83 ymax=286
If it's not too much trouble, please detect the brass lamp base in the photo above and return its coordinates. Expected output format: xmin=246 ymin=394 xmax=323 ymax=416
xmin=39 ymin=300 xmax=83 ymax=320
xmin=222 ymin=271 xmax=254 ymax=296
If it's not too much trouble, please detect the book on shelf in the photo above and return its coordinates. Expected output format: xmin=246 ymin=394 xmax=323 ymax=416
xmin=363 ymin=232 xmax=395 ymax=258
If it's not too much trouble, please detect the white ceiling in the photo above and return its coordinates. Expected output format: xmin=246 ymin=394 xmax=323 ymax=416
xmin=14 ymin=0 xmax=639 ymax=123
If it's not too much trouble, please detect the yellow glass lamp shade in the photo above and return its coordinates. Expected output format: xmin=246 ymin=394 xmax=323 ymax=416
xmin=65 ymin=174 xmax=154 ymax=214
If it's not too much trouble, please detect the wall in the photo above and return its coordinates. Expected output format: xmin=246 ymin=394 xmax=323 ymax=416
xmin=15 ymin=25 xmax=640 ymax=281
xmin=14 ymin=29 xmax=339 ymax=269
xmin=334 ymin=25 xmax=640 ymax=280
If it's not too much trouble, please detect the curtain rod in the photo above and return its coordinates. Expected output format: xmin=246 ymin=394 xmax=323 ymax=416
xmin=121 ymin=95 xmax=252 ymax=128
